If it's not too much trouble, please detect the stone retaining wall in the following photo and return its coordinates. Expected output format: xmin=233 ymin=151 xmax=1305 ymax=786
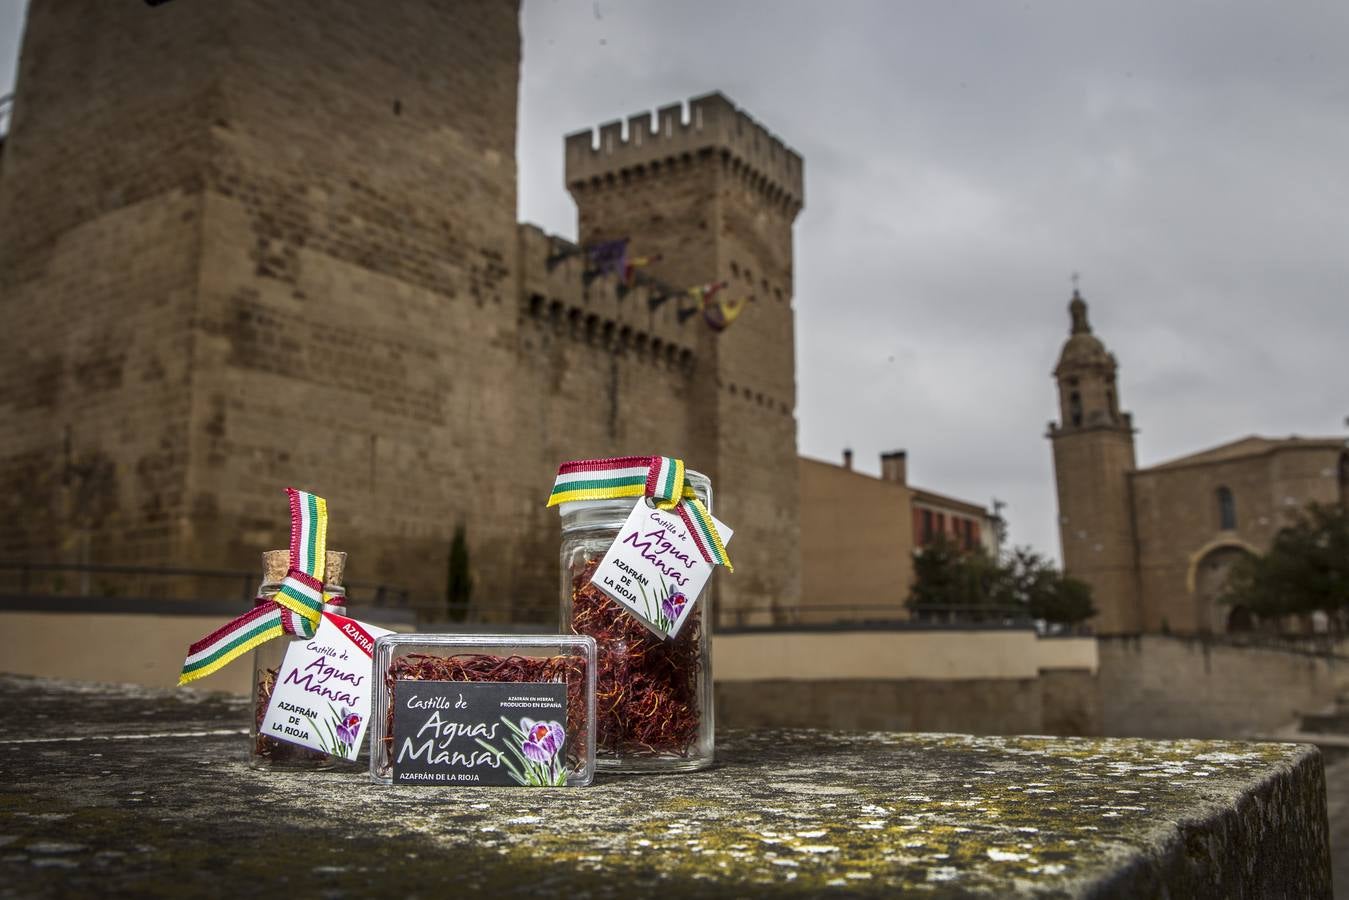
xmin=716 ymin=678 xmax=1046 ymax=734
xmin=1098 ymin=634 xmax=1349 ymax=738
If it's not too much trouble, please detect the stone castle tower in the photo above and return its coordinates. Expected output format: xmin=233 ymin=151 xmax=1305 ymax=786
xmin=564 ymin=95 xmax=805 ymax=617
xmin=1048 ymin=291 xmax=1142 ymax=633
xmin=0 ymin=1 xmax=803 ymax=622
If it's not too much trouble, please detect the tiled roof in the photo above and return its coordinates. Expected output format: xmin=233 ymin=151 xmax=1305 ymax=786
xmin=1141 ymin=435 xmax=1345 ymax=473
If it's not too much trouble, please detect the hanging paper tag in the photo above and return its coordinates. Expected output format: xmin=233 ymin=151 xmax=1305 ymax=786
xmin=589 ymin=502 xmax=734 ymax=639
xmin=259 ymin=611 xmax=393 ymax=761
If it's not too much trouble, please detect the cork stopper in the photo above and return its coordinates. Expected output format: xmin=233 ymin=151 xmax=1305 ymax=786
xmin=260 ymin=549 xmax=347 ymax=586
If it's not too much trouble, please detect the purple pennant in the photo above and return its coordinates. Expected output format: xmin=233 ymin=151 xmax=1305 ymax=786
xmin=586 ymin=239 xmax=629 ymax=277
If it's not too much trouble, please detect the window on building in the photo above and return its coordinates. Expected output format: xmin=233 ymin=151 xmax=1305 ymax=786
xmin=921 ymin=509 xmax=933 ymax=544
xmin=1069 ymin=391 xmax=1083 ymax=427
xmin=1216 ymin=486 xmax=1236 ymax=531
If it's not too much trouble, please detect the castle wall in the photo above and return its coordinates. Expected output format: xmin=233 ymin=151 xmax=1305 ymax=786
xmin=713 ymin=145 xmax=802 ymax=620
xmin=0 ymin=1 xmax=224 ymax=569
xmin=184 ymin=0 xmax=525 ymax=615
xmin=566 ymin=145 xmax=726 ymax=488
xmin=1132 ymin=445 xmax=1346 ymax=633
xmin=1 ymin=0 xmax=532 ymax=617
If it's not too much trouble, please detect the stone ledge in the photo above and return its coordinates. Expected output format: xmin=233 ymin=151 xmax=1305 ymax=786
xmin=0 ymin=675 xmax=1330 ymax=897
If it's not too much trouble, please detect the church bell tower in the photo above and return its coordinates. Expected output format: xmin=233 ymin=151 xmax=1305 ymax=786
xmin=1048 ymin=289 xmax=1142 ymax=633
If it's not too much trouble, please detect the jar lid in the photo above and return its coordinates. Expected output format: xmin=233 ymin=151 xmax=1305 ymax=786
xmin=261 ymin=549 xmax=347 ymax=586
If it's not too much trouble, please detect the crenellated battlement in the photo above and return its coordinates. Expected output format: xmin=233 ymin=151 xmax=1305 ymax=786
xmin=565 ymin=92 xmax=804 ymax=216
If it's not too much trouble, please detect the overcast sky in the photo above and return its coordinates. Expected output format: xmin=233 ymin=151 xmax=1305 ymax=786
xmin=3 ymin=1 xmax=1346 ymax=559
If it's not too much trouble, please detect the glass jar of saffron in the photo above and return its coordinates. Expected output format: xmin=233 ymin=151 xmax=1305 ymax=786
xmin=249 ymin=549 xmax=349 ymax=769
xmin=558 ymin=470 xmax=716 ymax=773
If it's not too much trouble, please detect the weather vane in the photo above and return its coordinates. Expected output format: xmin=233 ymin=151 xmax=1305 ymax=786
xmin=1071 ymin=271 xmax=1080 ymax=292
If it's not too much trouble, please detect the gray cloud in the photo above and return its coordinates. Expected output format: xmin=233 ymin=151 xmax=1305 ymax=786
xmin=3 ymin=1 xmax=1345 ymax=559
xmin=519 ymin=1 xmax=1348 ymax=558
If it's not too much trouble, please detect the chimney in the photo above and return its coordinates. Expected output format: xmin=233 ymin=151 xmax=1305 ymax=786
xmin=880 ymin=450 xmax=907 ymax=485
xmin=842 ymin=448 xmax=853 ymax=471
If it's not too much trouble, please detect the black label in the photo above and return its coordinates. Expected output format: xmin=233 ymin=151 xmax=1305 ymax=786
xmin=391 ymin=680 xmax=570 ymax=786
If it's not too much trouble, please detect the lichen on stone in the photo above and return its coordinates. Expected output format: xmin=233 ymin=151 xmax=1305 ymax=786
xmin=0 ymin=676 xmax=1332 ymax=897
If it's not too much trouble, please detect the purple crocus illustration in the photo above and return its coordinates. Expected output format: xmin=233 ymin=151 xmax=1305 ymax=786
xmin=660 ymin=591 xmax=688 ymax=622
xmin=520 ymin=719 xmax=565 ymax=763
xmin=335 ymin=707 xmax=362 ymax=745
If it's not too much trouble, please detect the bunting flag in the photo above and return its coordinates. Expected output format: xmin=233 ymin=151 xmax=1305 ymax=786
xmin=582 ymin=238 xmax=629 ymax=285
xmin=546 ymin=456 xmax=732 ymax=570
xmin=624 ymin=254 xmax=661 ymax=284
xmin=542 ymin=238 xmax=749 ymax=333
xmin=540 ymin=241 xmax=725 ymax=321
xmin=616 ymin=254 xmax=664 ymax=298
xmin=675 ymin=281 xmax=727 ymax=323
xmin=703 ymin=295 xmax=749 ymax=333
xmin=178 ymin=488 xmax=338 ymax=686
xmin=687 ymin=281 xmax=727 ymax=304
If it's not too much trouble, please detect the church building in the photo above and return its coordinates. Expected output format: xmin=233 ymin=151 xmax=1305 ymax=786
xmin=1048 ymin=291 xmax=1347 ymax=635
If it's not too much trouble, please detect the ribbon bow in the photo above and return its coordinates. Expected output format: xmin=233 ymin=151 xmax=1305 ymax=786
xmin=178 ymin=488 xmax=337 ymax=686
xmin=546 ymin=456 xmax=732 ymax=571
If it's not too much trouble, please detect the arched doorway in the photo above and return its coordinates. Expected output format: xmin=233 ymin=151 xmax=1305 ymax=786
xmin=1193 ymin=545 xmax=1256 ymax=634
xmin=1226 ymin=605 xmax=1255 ymax=632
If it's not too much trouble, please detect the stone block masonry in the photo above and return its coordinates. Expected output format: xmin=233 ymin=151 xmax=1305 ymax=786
xmin=0 ymin=0 xmax=525 ymax=615
xmin=0 ymin=2 xmax=805 ymax=623
xmin=1098 ymin=634 xmax=1349 ymax=740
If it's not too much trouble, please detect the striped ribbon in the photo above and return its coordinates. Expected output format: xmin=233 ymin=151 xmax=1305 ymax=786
xmin=178 ymin=488 xmax=336 ymax=686
xmin=547 ymin=456 xmax=732 ymax=571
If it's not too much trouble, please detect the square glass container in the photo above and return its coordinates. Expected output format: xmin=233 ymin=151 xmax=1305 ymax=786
xmin=370 ymin=634 xmax=597 ymax=787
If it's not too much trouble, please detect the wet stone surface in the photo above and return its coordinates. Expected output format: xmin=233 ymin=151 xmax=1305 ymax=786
xmin=0 ymin=674 xmax=1332 ymax=898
